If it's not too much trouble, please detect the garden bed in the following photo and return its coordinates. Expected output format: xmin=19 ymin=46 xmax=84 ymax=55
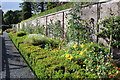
xmin=8 ymin=31 xmax=120 ymax=79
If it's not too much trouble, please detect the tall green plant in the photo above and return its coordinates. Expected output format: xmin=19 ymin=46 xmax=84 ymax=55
xmin=54 ymin=20 xmax=62 ymax=39
xmin=35 ymin=25 xmax=45 ymax=35
xmin=98 ymin=16 xmax=120 ymax=53
xmin=48 ymin=20 xmax=62 ymax=40
xmin=67 ymin=3 xmax=91 ymax=45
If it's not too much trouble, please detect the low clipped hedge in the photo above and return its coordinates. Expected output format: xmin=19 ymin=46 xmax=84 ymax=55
xmin=8 ymin=33 xmax=83 ymax=79
xmin=9 ymin=32 xmax=120 ymax=79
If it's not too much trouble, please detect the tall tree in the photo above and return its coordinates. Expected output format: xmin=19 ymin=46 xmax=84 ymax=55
xmin=3 ymin=10 xmax=14 ymax=25
xmin=3 ymin=10 xmax=22 ymax=25
xmin=20 ymin=2 xmax=32 ymax=20
xmin=13 ymin=10 xmax=22 ymax=24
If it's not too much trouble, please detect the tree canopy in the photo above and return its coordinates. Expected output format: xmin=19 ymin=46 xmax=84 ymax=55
xmin=3 ymin=10 xmax=22 ymax=25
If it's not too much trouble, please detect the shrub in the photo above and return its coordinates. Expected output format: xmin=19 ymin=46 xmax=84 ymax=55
xmin=24 ymin=34 xmax=59 ymax=48
xmin=98 ymin=16 xmax=120 ymax=48
xmin=8 ymin=33 xmax=84 ymax=79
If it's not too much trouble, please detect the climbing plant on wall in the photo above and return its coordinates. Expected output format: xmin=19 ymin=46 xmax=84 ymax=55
xmin=66 ymin=2 xmax=91 ymax=45
xmin=48 ymin=20 xmax=62 ymax=40
xmin=54 ymin=20 xmax=62 ymax=39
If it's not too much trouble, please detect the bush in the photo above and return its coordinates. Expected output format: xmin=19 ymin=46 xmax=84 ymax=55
xmin=8 ymin=33 xmax=84 ymax=79
xmin=16 ymin=31 xmax=27 ymax=37
xmin=24 ymin=34 xmax=59 ymax=48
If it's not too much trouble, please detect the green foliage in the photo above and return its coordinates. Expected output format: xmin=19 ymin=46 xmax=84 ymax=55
xmin=20 ymin=2 xmax=32 ymax=20
xmin=3 ymin=10 xmax=22 ymax=25
xmin=24 ymin=34 xmax=59 ymax=48
xmin=8 ymin=32 xmax=120 ymax=79
xmin=67 ymin=3 xmax=91 ymax=45
xmin=98 ymin=16 xmax=120 ymax=48
xmin=34 ymin=25 xmax=45 ymax=35
xmin=31 ymin=2 xmax=45 ymax=14
xmin=63 ymin=42 xmax=119 ymax=78
xmin=48 ymin=20 xmax=62 ymax=39
xmin=8 ymin=33 xmax=83 ymax=79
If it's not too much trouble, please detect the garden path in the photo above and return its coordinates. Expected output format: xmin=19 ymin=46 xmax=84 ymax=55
xmin=0 ymin=32 xmax=36 ymax=80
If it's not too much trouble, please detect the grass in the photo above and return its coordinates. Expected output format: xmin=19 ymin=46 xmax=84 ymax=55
xmin=21 ymin=2 xmax=75 ymax=23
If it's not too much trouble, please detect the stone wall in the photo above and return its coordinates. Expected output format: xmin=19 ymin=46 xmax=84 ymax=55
xmin=16 ymin=0 xmax=120 ymax=41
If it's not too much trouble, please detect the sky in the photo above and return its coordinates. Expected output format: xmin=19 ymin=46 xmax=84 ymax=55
xmin=1 ymin=0 xmax=23 ymax=13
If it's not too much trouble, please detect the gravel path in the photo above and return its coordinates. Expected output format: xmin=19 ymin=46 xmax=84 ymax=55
xmin=0 ymin=32 xmax=36 ymax=80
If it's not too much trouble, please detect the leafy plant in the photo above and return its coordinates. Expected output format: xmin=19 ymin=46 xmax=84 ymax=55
xmin=67 ymin=3 xmax=91 ymax=45
xmin=24 ymin=34 xmax=59 ymax=48
xmin=48 ymin=20 xmax=62 ymax=40
xmin=98 ymin=16 xmax=120 ymax=49
xmin=63 ymin=42 xmax=119 ymax=78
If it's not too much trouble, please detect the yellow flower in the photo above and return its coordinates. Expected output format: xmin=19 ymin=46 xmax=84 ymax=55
xmin=81 ymin=44 xmax=85 ymax=48
xmin=84 ymin=49 xmax=87 ymax=52
xmin=80 ymin=52 xmax=83 ymax=55
xmin=83 ymin=65 xmax=86 ymax=67
xmin=65 ymin=54 xmax=70 ymax=58
xmin=73 ymin=44 xmax=78 ymax=48
xmin=77 ymin=51 xmax=80 ymax=53
xmin=68 ymin=55 xmax=73 ymax=60
xmin=75 ymin=56 xmax=79 ymax=58
xmin=91 ymin=42 xmax=93 ymax=44
xmin=66 ymin=54 xmax=73 ymax=60
xmin=90 ymin=51 xmax=93 ymax=53
xmin=116 ymin=71 xmax=119 ymax=74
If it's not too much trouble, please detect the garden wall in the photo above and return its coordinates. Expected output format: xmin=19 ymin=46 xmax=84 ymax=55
xmin=16 ymin=0 xmax=120 ymax=42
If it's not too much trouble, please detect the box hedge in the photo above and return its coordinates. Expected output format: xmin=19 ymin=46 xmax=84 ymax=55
xmin=8 ymin=33 xmax=84 ymax=79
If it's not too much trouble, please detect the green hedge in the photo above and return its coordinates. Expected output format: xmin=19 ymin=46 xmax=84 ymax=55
xmin=8 ymin=32 xmax=120 ymax=79
xmin=8 ymin=33 xmax=84 ymax=79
